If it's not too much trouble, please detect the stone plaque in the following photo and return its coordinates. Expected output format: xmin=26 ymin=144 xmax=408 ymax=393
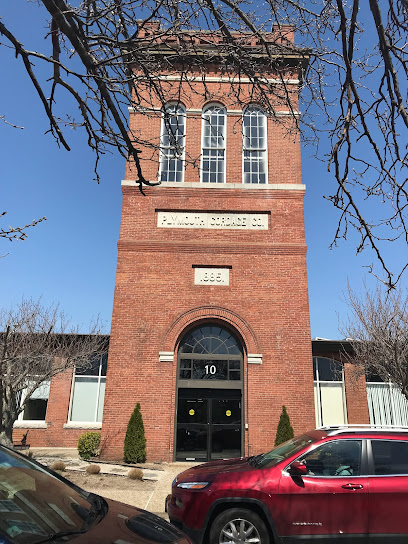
xmin=157 ymin=211 xmax=268 ymax=230
xmin=194 ymin=268 xmax=229 ymax=285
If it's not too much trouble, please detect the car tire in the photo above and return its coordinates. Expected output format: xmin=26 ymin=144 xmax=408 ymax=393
xmin=209 ymin=508 xmax=270 ymax=544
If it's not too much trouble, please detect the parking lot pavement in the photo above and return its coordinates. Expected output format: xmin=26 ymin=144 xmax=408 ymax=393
xmin=143 ymin=462 xmax=195 ymax=515
xmin=30 ymin=448 xmax=196 ymax=518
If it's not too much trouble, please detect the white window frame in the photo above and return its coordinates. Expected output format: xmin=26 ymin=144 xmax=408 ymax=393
xmin=14 ymin=380 xmax=50 ymax=428
xmin=159 ymin=102 xmax=186 ymax=183
xmin=201 ymin=103 xmax=226 ymax=183
xmin=366 ymin=379 xmax=408 ymax=426
xmin=67 ymin=355 xmax=107 ymax=426
xmin=242 ymin=105 xmax=268 ymax=184
xmin=314 ymin=357 xmax=347 ymax=427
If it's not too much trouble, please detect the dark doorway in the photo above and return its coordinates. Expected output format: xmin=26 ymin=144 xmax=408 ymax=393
xmin=176 ymin=388 xmax=242 ymax=461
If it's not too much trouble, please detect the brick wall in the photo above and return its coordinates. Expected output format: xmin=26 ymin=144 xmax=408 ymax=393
xmin=12 ymin=368 xmax=101 ymax=448
xmin=14 ymin=31 xmax=372 ymax=456
xmin=101 ymin=172 xmax=316 ymax=461
xmin=101 ymin=33 xmax=315 ymax=461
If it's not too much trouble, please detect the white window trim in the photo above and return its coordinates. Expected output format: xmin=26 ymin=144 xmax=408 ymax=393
xmin=366 ymin=380 xmax=408 ymax=426
xmin=68 ymin=358 xmax=106 ymax=425
xmin=313 ymin=357 xmax=347 ymax=427
xmin=63 ymin=422 xmax=102 ymax=430
xmin=200 ymin=103 xmax=227 ymax=184
xmin=242 ymin=105 xmax=268 ymax=185
xmin=14 ymin=421 xmax=48 ymax=429
xmin=15 ymin=380 xmax=50 ymax=426
xmin=158 ymin=102 xmax=186 ymax=183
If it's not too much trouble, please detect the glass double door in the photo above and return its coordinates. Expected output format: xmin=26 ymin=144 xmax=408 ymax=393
xmin=176 ymin=389 xmax=242 ymax=461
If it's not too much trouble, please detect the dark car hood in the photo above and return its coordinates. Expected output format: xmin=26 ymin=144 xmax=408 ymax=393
xmin=177 ymin=457 xmax=253 ymax=482
xmin=74 ymin=499 xmax=189 ymax=543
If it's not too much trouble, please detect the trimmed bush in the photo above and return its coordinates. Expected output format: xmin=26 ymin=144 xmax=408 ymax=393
xmin=124 ymin=402 xmax=146 ymax=463
xmin=274 ymin=406 xmax=294 ymax=446
xmin=85 ymin=464 xmax=101 ymax=475
xmin=50 ymin=461 xmax=66 ymax=472
xmin=78 ymin=432 xmax=101 ymax=460
xmin=128 ymin=468 xmax=144 ymax=480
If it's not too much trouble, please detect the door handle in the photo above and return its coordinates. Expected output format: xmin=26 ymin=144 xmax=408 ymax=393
xmin=341 ymin=483 xmax=364 ymax=490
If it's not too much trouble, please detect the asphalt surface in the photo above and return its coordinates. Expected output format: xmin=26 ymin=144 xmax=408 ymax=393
xmin=30 ymin=447 xmax=195 ymax=518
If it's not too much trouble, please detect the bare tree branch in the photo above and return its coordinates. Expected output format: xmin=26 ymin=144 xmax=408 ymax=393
xmin=0 ymin=1 xmax=407 ymax=283
xmin=0 ymin=298 xmax=107 ymax=446
xmin=0 ymin=212 xmax=46 ymax=242
xmin=342 ymin=282 xmax=408 ymax=400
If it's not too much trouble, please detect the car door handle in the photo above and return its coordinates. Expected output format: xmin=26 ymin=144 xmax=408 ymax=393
xmin=341 ymin=483 xmax=364 ymax=490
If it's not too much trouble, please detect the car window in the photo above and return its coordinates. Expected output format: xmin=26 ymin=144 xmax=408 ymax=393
xmin=298 ymin=440 xmax=362 ymax=477
xmin=250 ymin=434 xmax=318 ymax=469
xmin=371 ymin=440 xmax=408 ymax=475
xmin=0 ymin=447 xmax=96 ymax=544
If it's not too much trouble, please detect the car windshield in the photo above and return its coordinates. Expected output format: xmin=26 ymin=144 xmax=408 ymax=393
xmin=0 ymin=447 xmax=103 ymax=543
xmin=249 ymin=433 xmax=318 ymax=469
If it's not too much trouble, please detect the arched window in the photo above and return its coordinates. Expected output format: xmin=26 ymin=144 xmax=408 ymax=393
xmin=242 ymin=105 xmax=267 ymax=184
xmin=314 ymin=357 xmax=346 ymax=427
xmin=201 ymin=104 xmax=226 ymax=183
xmin=179 ymin=324 xmax=242 ymax=380
xmin=159 ymin=103 xmax=186 ymax=182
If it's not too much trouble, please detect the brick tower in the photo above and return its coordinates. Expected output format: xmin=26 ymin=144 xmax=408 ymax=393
xmin=102 ymin=25 xmax=315 ymax=462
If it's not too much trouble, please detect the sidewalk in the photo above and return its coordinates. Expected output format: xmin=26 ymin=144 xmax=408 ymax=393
xmin=30 ymin=448 xmax=195 ymax=518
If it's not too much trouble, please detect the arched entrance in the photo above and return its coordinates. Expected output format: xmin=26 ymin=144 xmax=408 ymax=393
xmin=175 ymin=323 xmax=244 ymax=461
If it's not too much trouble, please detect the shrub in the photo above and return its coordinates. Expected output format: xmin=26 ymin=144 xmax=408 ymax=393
xmin=124 ymin=402 xmax=146 ymax=463
xmin=78 ymin=432 xmax=101 ymax=460
xmin=128 ymin=468 xmax=144 ymax=480
xmin=274 ymin=406 xmax=294 ymax=446
xmin=85 ymin=464 xmax=101 ymax=475
xmin=50 ymin=461 xmax=66 ymax=472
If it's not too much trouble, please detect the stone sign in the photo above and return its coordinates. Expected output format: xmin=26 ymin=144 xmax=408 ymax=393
xmin=157 ymin=211 xmax=268 ymax=229
xmin=194 ymin=268 xmax=229 ymax=285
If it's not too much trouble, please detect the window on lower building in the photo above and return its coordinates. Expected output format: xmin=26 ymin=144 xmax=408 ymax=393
xmin=69 ymin=354 xmax=107 ymax=423
xmin=159 ymin=102 xmax=186 ymax=182
xmin=201 ymin=104 xmax=226 ymax=183
xmin=366 ymin=375 xmax=408 ymax=426
xmin=17 ymin=381 xmax=50 ymax=422
xmin=242 ymin=105 xmax=267 ymax=184
xmin=313 ymin=357 xmax=347 ymax=427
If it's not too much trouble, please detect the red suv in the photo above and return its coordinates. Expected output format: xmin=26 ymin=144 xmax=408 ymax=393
xmin=167 ymin=426 xmax=408 ymax=544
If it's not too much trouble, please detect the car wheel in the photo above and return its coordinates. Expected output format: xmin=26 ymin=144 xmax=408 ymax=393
xmin=209 ymin=508 xmax=270 ymax=544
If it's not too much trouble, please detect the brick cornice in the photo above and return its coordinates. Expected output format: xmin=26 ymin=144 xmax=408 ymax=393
xmin=117 ymin=240 xmax=307 ymax=255
xmin=161 ymin=305 xmax=261 ymax=354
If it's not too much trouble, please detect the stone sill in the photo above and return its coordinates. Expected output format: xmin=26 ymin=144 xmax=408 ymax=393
xmin=13 ymin=421 xmax=47 ymax=429
xmin=63 ymin=423 xmax=102 ymax=430
xmin=122 ymin=180 xmax=305 ymax=191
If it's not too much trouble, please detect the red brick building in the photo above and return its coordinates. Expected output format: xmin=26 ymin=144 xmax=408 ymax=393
xmin=98 ymin=26 xmax=316 ymax=462
xmin=16 ymin=26 xmax=399 ymax=460
xmin=15 ymin=338 xmax=390 ymax=457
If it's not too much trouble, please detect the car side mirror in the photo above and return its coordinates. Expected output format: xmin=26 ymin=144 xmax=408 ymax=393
xmin=288 ymin=460 xmax=307 ymax=476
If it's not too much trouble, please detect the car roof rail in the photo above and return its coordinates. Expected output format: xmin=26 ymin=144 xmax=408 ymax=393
xmin=318 ymin=424 xmax=408 ymax=436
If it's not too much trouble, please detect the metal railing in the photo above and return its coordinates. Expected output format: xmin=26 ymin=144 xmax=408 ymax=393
xmin=318 ymin=424 xmax=408 ymax=435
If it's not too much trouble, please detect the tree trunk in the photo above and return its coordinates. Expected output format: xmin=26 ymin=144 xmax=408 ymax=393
xmin=0 ymin=430 xmax=13 ymax=448
xmin=1 ymin=383 xmax=18 ymax=447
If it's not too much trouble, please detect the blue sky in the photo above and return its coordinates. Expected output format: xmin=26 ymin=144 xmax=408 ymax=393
xmin=1 ymin=2 xmax=406 ymax=338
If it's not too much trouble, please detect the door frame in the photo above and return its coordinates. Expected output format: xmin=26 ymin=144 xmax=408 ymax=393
xmin=175 ymin=388 xmax=243 ymax=461
xmin=174 ymin=323 xmax=245 ymax=461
